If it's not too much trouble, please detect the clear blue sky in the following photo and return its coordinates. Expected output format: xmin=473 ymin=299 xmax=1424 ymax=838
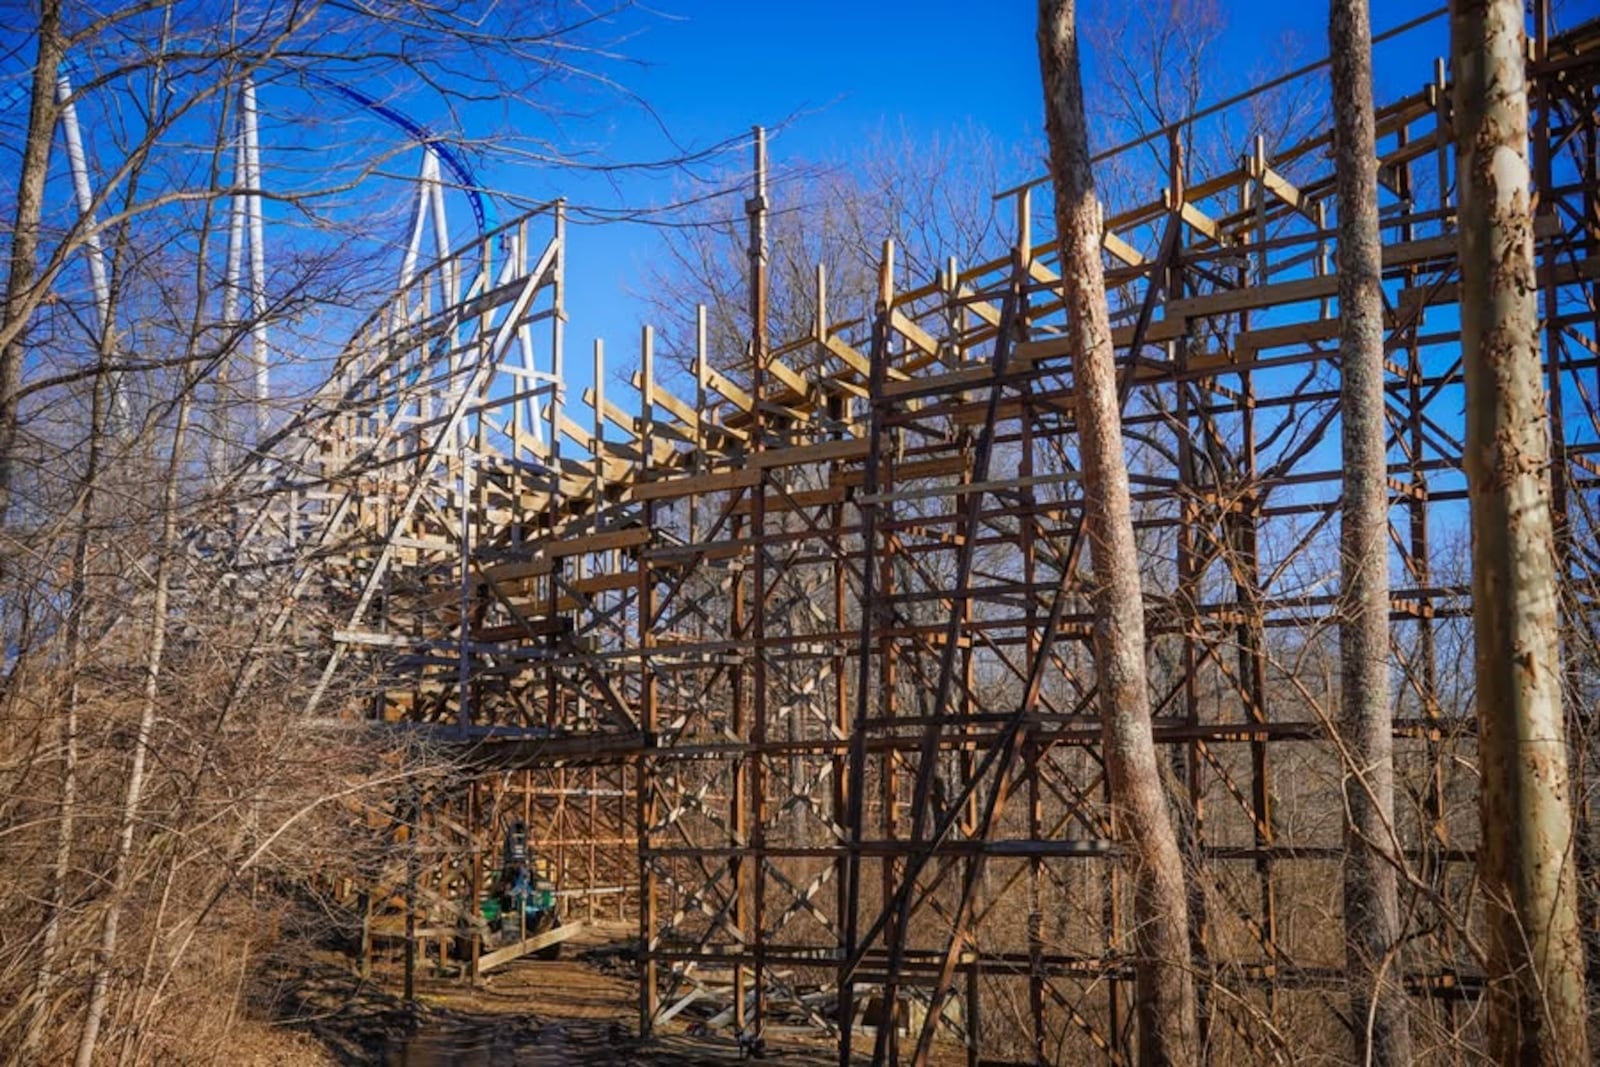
xmin=518 ymin=0 xmax=1455 ymax=376
xmin=0 ymin=0 xmax=1475 ymax=407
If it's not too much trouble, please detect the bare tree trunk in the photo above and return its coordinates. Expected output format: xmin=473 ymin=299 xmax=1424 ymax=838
xmin=1037 ymin=3 xmax=1198 ymax=1062
xmin=75 ymin=394 xmax=192 ymax=1067
xmin=0 ymin=0 xmax=64 ymax=524
xmin=20 ymin=376 xmax=98 ymax=1063
xmin=1329 ymin=1 xmax=1414 ymax=1061
xmin=1453 ymin=1 xmax=1590 ymax=1062
xmin=118 ymin=846 xmax=181 ymax=1067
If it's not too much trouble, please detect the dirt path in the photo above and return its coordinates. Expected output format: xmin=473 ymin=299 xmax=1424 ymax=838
xmin=276 ymin=921 xmax=854 ymax=1065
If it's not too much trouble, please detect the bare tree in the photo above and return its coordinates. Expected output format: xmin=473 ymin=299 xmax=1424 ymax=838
xmin=638 ymin=123 xmax=1018 ymax=386
xmin=1453 ymin=0 xmax=1589 ymax=1062
xmin=0 ymin=4 xmax=659 ymax=1062
xmin=1037 ymin=2 xmax=1198 ymax=1063
xmin=1329 ymin=0 xmax=1413 ymax=1060
xmin=0 ymin=0 xmax=65 ymax=524
xmin=1084 ymin=0 xmax=1325 ymax=208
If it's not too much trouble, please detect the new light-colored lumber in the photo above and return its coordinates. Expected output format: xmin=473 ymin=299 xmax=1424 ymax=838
xmin=477 ymin=922 xmax=583 ymax=972
xmin=631 ymin=466 xmax=764 ymax=502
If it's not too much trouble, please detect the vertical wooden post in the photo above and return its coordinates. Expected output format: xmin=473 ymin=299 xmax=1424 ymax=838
xmin=831 ymin=488 xmax=851 ymax=1036
xmin=874 ymin=239 xmax=901 ymax=1067
xmin=555 ymin=766 xmax=568 ymax=919
xmin=521 ymin=774 xmax=532 ymax=943
xmin=588 ymin=765 xmax=600 ymax=924
xmin=637 ymin=319 xmax=660 ymax=1037
xmin=468 ymin=781 xmax=482 ymax=986
xmin=592 ymin=339 xmax=605 ymax=531
xmin=745 ymin=124 xmax=771 ymax=1042
xmin=1016 ymin=187 xmax=1033 ymax=271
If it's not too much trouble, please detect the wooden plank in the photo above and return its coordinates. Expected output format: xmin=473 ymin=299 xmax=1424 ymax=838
xmin=860 ymin=468 xmax=1081 ymax=506
xmin=333 ymin=629 xmax=420 ymax=648
xmin=822 ymin=375 xmax=869 ymax=399
xmin=1178 ymin=199 xmax=1227 ymax=245
xmin=766 ymin=355 xmax=813 ymax=400
xmin=836 ymin=454 xmax=967 ymax=489
xmin=1183 ymin=166 xmax=1252 ymax=207
xmin=482 ymin=557 xmax=551 ymax=584
xmin=1027 ymin=257 xmax=1061 ymax=285
xmin=1379 ymin=215 xmax=1557 ymax=273
xmin=655 ymin=987 xmax=706 ymax=1025
xmin=1011 ymin=338 xmax=1070 ymax=364
xmin=697 ymin=358 xmax=755 ymax=413
xmin=552 ymin=526 xmax=651 ymax=558
xmin=955 ymin=284 xmax=1004 ymax=327
xmin=897 ymin=350 xmax=945 ymax=376
xmin=1379 ymin=129 xmax=1442 ymax=172
xmin=1398 ymin=246 xmax=1598 ymax=314
xmin=1158 ymin=187 xmax=1228 ymax=246
xmin=570 ymin=570 xmax=641 ymax=595
xmin=882 ymin=364 xmax=991 ymax=399
xmin=1171 ymin=223 xmax=1564 ymax=321
xmin=481 ymin=527 xmax=651 ymax=584
xmin=1235 ymin=319 xmax=1340 ymax=355
xmin=542 ymin=408 xmax=635 ymax=481
xmin=748 ymin=437 xmax=869 ymax=470
xmin=582 ymin=387 xmax=676 ymax=464
xmin=632 ymin=370 xmax=694 ymax=425
xmin=645 ymin=540 xmax=748 ymax=566
xmin=1382 ymin=234 xmax=1456 ymax=269
xmin=731 ymin=485 xmax=847 ymax=516
xmin=631 ymin=466 xmax=763 ymax=502
xmin=1103 ymin=231 xmax=1147 ymax=267
xmin=644 ymin=419 xmax=698 ymax=449
xmin=477 ymin=922 xmax=583 ymax=972
xmin=891 ymin=309 xmax=942 ymax=359
xmin=1260 ymin=165 xmax=1316 ymax=221
xmin=629 ymin=371 xmax=738 ymax=446
xmin=824 ymin=332 xmax=908 ymax=382
xmin=886 ymin=313 xmax=1186 ymax=401
xmin=472 ymin=618 xmax=574 ymax=642
xmin=1166 ymin=273 xmax=1338 ymax=319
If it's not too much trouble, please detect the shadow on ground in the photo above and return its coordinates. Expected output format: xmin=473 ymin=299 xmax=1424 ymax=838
xmin=268 ymin=948 xmax=843 ymax=1065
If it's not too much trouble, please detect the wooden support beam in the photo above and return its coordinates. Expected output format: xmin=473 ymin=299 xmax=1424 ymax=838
xmin=696 ymin=356 xmax=756 ymax=413
xmin=631 ymin=466 xmax=764 ymax=502
xmin=482 ymin=527 xmax=651 ymax=584
xmin=747 ymin=437 xmax=869 ymax=471
xmin=581 ymin=387 xmax=676 ymax=465
xmin=730 ymin=485 xmax=847 ymax=516
xmin=891 ymin=310 xmax=942 ymax=360
xmin=766 ymin=354 xmax=814 ymax=401
xmin=1103 ymin=231 xmax=1147 ymax=267
xmin=629 ymin=369 xmax=746 ymax=447
xmin=1258 ymin=165 xmax=1318 ymax=223
xmin=954 ymin=284 xmax=1004 ymax=327
xmin=477 ymin=922 xmax=584 ymax=972
xmin=825 ymin=332 xmax=909 ymax=382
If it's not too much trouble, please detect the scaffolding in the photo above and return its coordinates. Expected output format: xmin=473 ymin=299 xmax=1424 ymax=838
xmin=258 ymin=11 xmax=1600 ymax=1064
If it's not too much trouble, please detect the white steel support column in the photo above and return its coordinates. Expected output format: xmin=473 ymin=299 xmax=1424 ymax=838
xmin=240 ymin=77 xmax=269 ymax=438
xmin=400 ymin=151 xmax=439 ymax=290
xmin=56 ymin=74 xmax=125 ymax=428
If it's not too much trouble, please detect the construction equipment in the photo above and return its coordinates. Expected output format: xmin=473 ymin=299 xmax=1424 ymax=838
xmin=482 ymin=821 xmax=563 ymax=958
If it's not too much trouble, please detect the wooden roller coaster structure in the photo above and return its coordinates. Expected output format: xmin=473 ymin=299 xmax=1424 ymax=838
xmin=229 ymin=9 xmax=1600 ymax=1063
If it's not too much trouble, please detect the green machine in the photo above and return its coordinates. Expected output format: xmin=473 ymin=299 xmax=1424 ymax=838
xmin=482 ymin=820 xmax=562 ymax=957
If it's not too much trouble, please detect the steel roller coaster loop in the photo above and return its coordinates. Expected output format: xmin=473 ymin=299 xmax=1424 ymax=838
xmin=8 ymin=52 xmax=500 ymax=440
